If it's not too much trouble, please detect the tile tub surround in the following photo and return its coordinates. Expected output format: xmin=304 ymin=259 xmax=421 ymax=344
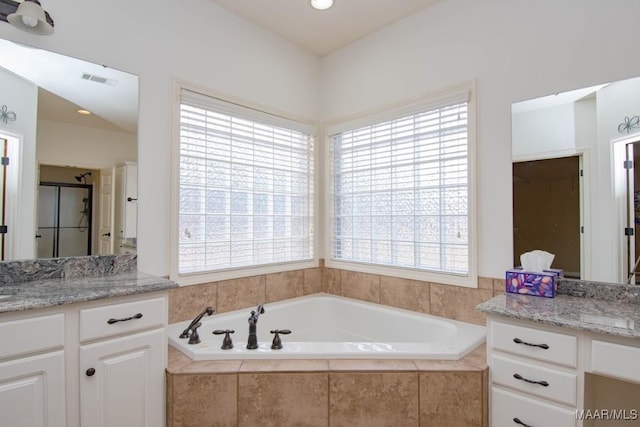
xmin=0 ymin=255 xmax=177 ymax=313
xmin=169 ymin=262 xmax=500 ymax=325
xmin=167 ymin=266 xmax=494 ymax=425
xmin=166 ymin=345 xmax=488 ymax=427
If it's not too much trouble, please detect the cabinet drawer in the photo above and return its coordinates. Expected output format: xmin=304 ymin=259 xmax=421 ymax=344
xmin=491 ymin=386 xmax=576 ymax=427
xmin=591 ymin=340 xmax=640 ymax=384
xmin=0 ymin=313 xmax=64 ymax=359
xmin=490 ymin=320 xmax=577 ymax=367
xmin=80 ymin=297 xmax=166 ymax=342
xmin=491 ymin=354 xmax=577 ymax=406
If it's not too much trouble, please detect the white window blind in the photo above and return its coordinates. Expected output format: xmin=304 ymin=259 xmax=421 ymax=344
xmin=330 ymin=89 xmax=470 ymax=275
xmin=178 ymin=89 xmax=314 ymax=275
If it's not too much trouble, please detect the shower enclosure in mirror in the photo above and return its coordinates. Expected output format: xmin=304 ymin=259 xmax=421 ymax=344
xmin=0 ymin=38 xmax=138 ymax=261
xmin=512 ymin=75 xmax=640 ymax=285
xmin=37 ymin=182 xmax=92 ymax=258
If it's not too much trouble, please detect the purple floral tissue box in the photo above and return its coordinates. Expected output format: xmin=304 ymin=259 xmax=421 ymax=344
xmin=505 ymin=268 xmax=563 ymax=298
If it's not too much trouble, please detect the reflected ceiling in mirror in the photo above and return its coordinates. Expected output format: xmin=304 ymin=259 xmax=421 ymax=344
xmin=0 ymin=39 xmax=138 ymax=261
xmin=511 ymin=75 xmax=640 ymax=285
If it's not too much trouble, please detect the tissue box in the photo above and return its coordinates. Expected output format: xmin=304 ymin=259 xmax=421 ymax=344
xmin=505 ymin=268 xmax=563 ymax=298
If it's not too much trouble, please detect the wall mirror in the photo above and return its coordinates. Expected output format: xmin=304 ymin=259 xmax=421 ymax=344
xmin=512 ymin=75 xmax=640 ymax=285
xmin=0 ymin=38 xmax=138 ymax=261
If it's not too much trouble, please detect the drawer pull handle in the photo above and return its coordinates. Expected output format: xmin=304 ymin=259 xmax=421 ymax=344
xmin=513 ymin=373 xmax=549 ymax=387
xmin=513 ymin=337 xmax=549 ymax=349
xmin=86 ymin=368 xmax=96 ymax=377
xmin=513 ymin=418 xmax=532 ymax=427
xmin=107 ymin=313 xmax=143 ymax=324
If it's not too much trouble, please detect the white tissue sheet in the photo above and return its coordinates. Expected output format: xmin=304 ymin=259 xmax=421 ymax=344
xmin=520 ymin=250 xmax=555 ymax=273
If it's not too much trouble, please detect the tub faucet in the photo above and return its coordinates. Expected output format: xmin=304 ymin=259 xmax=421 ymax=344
xmin=246 ymin=303 xmax=265 ymax=349
xmin=179 ymin=306 xmax=215 ymax=339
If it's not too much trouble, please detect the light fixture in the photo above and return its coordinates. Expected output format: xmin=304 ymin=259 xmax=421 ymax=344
xmin=310 ymin=0 xmax=333 ymax=11
xmin=76 ymin=109 xmax=91 ymax=115
xmin=6 ymin=0 xmax=54 ymax=35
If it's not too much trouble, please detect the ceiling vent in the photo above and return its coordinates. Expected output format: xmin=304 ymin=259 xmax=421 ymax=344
xmin=80 ymin=72 xmax=118 ymax=86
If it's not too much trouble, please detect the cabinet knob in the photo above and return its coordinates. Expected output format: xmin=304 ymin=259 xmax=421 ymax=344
xmin=86 ymin=368 xmax=96 ymax=377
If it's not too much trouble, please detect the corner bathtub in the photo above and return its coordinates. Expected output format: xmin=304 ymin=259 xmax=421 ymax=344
xmin=167 ymin=293 xmax=485 ymax=360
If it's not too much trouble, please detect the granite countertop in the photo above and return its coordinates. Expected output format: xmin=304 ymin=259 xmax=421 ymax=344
xmin=0 ymin=255 xmax=178 ymax=314
xmin=0 ymin=271 xmax=177 ymax=313
xmin=477 ymin=279 xmax=640 ymax=339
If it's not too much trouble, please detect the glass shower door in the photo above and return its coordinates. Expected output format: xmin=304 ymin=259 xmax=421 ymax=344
xmin=37 ymin=185 xmax=58 ymax=258
xmin=37 ymin=183 xmax=92 ymax=258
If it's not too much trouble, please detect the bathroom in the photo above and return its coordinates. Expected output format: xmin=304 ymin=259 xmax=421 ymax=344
xmin=0 ymin=0 xmax=639 ymax=426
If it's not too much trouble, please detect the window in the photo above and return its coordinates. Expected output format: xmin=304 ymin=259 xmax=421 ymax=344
xmin=177 ymin=88 xmax=315 ymax=277
xmin=328 ymin=85 xmax=474 ymax=283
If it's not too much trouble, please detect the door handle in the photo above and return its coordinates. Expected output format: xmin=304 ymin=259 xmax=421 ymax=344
xmin=102 ymin=232 xmax=111 ymax=237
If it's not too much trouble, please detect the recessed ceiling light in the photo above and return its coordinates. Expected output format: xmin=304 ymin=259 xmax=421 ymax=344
xmin=77 ymin=109 xmax=91 ymax=115
xmin=310 ymin=0 xmax=333 ymax=11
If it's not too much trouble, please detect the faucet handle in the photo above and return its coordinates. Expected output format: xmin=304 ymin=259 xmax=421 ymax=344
xmin=270 ymin=329 xmax=292 ymax=350
xmin=188 ymin=322 xmax=203 ymax=345
xmin=213 ymin=329 xmax=235 ymax=350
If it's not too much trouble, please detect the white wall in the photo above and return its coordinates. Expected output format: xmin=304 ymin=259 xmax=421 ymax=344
xmin=0 ymin=0 xmax=320 ymax=276
xmin=512 ymin=104 xmax=576 ymax=159
xmin=320 ymin=0 xmax=640 ymax=279
xmin=3 ymin=0 xmax=639 ymax=281
xmin=37 ymin=119 xmax=136 ymax=168
xmin=0 ymin=68 xmax=37 ymax=260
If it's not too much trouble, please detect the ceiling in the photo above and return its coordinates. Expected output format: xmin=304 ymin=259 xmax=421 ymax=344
xmin=511 ymin=84 xmax=608 ymax=115
xmin=1 ymin=1 xmax=441 ymax=130
xmin=208 ymin=0 xmax=441 ymax=56
xmin=0 ymin=39 xmax=138 ymax=134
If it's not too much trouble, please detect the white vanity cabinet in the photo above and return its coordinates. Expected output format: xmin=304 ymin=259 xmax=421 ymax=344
xmin=0 ymin=313 xmax=66 ymax=427
xmin=0 ymin=291 xmax=168 ymax=427
xmin=487 ymin=318 xmax=580 ymax=427
xmin=78 ymin=297 xmax=166 ymax=427
xmin=487 ymin=314 xmax=640 ymax=427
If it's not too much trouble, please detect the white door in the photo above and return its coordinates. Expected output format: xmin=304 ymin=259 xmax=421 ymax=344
xmin=0 ymin=351 xmax=66 ymax=427
xmin=98 ymin=168 xmax=114 ymax=255
xmin=114 ymin=165 xmax=125 ymax=241
xmin=79 ymin=329 xmax=164 ymax=427
xmin=625 ymin=142 xmax=637 ymax=283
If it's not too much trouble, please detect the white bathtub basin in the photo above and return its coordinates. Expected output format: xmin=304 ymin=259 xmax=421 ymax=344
xmin=167 ymin=293 xmax=485 ymax=360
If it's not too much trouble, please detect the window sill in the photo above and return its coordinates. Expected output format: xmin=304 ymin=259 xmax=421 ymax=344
xmin=172 ymin=259 xmax=319 ymax=286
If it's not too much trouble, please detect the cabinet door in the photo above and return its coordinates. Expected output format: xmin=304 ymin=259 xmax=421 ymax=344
xmin=80 ymin=329 xmax=164 ymax=427
xmin=0 ymin=351 xmax=66 ymax=427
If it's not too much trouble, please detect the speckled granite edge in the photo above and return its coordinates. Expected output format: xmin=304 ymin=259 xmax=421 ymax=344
xmin=0 ymin=271 xmax=178 ymax=313
xmin=557 ymin=278 xmax=640 ymax=304
xmin=477 ymin=292 xmax=640 ymax=339
xmin=0 ymin=254 xmax=137 ymax=284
